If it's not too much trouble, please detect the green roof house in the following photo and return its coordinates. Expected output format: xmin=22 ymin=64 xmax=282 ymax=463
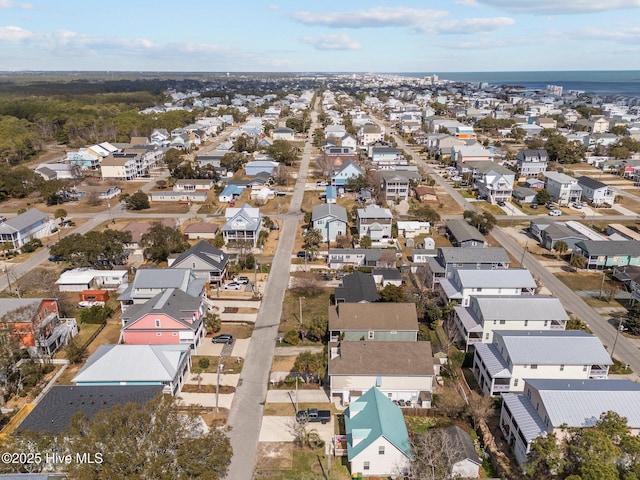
xmin=345 ymin=387 xmax=412 ymax=477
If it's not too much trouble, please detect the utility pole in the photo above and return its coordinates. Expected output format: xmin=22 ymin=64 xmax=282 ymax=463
xmin=295 ymin=376 xmax=299 ymax=413
xmin=299 ymin=296 xmax=304 ymax=325
xmin=520 ymin=239 xmax=528 ymax=267
xmin=215 ymin=357 xmax=223 ymax=413
xmin=599 ymin=269 xmax=606 ymax=300
xmin=611 ymin=319 xmax=626 ymax=359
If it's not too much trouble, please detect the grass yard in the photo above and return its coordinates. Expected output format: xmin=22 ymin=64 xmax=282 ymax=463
xmin=272 ymin=355 xmax=297 ymax=372
xmin=280 ymin=286 xmax=332 ymax=334
xmin=254 ymin=444 xmax=352 ymax=480
xmin=142 ymin=203 xmax=190 ymax=214
xmin=213 ymin=323 xmax=254 ymax=339
xmin=301 ymin=190 xmax=324 ymax=214
xmin=555 ymin=271 xmax=611 ymax=291
xmin=476 ymin=202 xmax=507 ymax=216
xmin=262 ymin=402 xmax=340 ymax=417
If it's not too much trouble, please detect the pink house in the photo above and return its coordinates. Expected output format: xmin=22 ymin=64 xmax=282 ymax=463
xmin=120 ymin=288 xmax=206 ymax=349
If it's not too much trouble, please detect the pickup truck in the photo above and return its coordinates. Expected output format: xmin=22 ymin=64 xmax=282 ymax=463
xmin=296 ymin=408 xmax=331 ymax=424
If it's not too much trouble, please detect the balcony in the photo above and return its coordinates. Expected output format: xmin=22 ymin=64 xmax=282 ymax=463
xmin=589 ymin=366 xmax=609 ymax=379
xmin=492 ymin=383 xmax=511 ymax=393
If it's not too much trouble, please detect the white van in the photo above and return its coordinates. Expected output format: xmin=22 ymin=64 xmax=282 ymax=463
xmin=548 ymin=209 xmax=562 ymax=216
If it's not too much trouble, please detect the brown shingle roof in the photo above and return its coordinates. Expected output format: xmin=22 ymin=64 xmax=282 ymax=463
xmin=328 ymin=303 xmax=418 ymax=331
xmin=329 ymin=341 xmax=433 ymax=376
xmin=183 ymin=221 xmax=219 ymax=234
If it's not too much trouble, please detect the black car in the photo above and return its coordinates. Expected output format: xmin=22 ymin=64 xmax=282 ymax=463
xmin=497 ymin=201 xmax=506 ymax=207
xmin=296 ymin=251 xmax=307 ymax=258
xmin=531 ymin=203 xmax=538 ymax=210
xmin=212 ymin=334 xmax=233 ymax=344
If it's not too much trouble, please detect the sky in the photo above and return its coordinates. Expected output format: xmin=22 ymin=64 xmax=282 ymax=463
xmin=1 ymin=0 xmax=639 ymax=72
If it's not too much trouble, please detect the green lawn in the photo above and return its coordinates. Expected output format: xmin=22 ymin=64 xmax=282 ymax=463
xmin=280 ymin=286 xmax=332 ymax=335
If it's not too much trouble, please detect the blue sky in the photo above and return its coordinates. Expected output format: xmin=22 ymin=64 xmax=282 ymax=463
xmin=1 ymin=0 xmax=639 ymax=72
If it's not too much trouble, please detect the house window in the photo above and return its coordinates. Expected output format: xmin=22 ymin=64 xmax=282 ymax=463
xmin=368 ymin=331 xmax=374 ymax=340
xmin=531 ymin=364 xmax=538 ymax=369
xmin=524 ymin=320 xmax=529 ymax=327
xmin=485 ymin=333 xmax=490 ymax=340
xmin=379 ymin=446 xmax=385 ymax=455
xmin=514 ymin=379 xmax=519 ymax=387
xmin=376 ymin=376 xmax=382 ymax=387
xmin=499 ymin=320 xmax=506 ymax=325
xmin=156 ymin=332 xmax=162 ymax=336
xmin=155 ymin=320 xmax=161 ymax=328
xmin=477 ymin=288 xmax=483 ymax=293
xmin=544 ymin=321 xmax=548 ymax=327
xmin=172 ymin=332 xmax=178 ymax=336
xmin=363 ymin=462 xmax=370 ymax=471
xmin=583 ymin=365 xmax=588 ymax=372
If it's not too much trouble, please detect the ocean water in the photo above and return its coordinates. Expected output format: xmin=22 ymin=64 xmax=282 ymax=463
xmin=400 ymin=71 xmax=640 ymax=98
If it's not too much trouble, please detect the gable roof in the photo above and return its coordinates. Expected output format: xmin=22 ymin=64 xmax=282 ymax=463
xmin=439 ymin=247 xmax=509 ymax=264
xmin=171 ymin=240 xmax=227 ymax=270
xmin=312 ymin=203 xmax=348 ymax=223
xmin=443 ymin=426 xmax=482 ymax=466
xmin=329 ymin=303 xmax=418 ymax=331
xmin=577 ymin=240 xmax=640 ymax=257
xmin=357 ymin=204 xmax=393 ymax=220
xmin=345 ymin=387 xmax=412 ymax=461
xmin=576 ymin=175 xmax=608 ymax=190
xmin=121 ymin=288 xmax=202 ymax=331
xmin=334 ymin=271 xmax=379 ymax=303
xmin=16 ymin=385 xmax=162 ymax=434
xmin=72 ymin=344 xmax=190 ymax=383
xmin=0 ymin=208 xmax=47 ymax=234
xmin=446 ymin=219 xmax=485 ymax=244
xmin=470 ymin=295 xmax=569 ymax=322
xmin=330 ymin=341 xmax=433 ymax=376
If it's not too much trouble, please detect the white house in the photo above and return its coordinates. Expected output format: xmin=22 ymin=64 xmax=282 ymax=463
xmin=439 ymin=269 xmax=537 ymax=307
xmin=56 ymin=268 xmax=129 ymax=292
xmin=470 ymin=162 xmax=515 ymax=205
xmin=331 ymin=160 xmax=365 ymax=187
xmin=473 ymin=330 xmax=612 ymax=396
xmin=222 ymin=204 xmax=263 ymax=247
xmin=500 ymin=379 xmax=640 ymax=466
xmin=544 ymin=171 xmax=583 ymax=206
xmin=454 ymin=296 xmax=569 ymax=350
xmin=576 ymin=176 xmax=615 ymax=206
xmin=329 ymin=341 xmax=433 ymax=407
xmin=344 ymin=387 xmax=413 ymax=477
xmin=515 ymin=149 xmax=549 ymax=177
xmin=0 ymin=209 xmax=52 ymax=251
xmin=272 ymin=127 xmax=295 ymax=141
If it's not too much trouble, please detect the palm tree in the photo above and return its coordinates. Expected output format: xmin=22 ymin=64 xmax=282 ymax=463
xmin=554 ymin=240 xmax=569 ymax=258
xmin=570 ymin=254 xmax=586 ymax=270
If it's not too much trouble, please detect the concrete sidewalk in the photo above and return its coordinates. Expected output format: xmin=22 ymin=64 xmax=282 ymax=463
xmin=259 ymin=415 xmax=334 ymax=444
xmin=178 ymin=392 xmax=234 ymax=409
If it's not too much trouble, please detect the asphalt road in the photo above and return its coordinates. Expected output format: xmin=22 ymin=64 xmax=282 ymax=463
xmin=225 ymin=100 xmax=319 ymax=480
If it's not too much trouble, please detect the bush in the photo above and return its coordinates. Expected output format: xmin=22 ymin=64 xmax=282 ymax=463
xmin=284 ymin=329 xmax=300 ymax=346
xmin=198 ymin=357 xmax=210 ymax=370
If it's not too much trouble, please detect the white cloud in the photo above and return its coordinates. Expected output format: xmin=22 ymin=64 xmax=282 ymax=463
xmin=455 ymin=0 xmax=480 ymax=5
xmin=430 ymin=16 xmax=515 ymax=34
xmin=477 ymin=0 xmax=640 ymax=14
xmin=0 ymin=25 xmax=32 ymax=41
xmin=291 ymin=7 xmax=449 ymax=28
xmin=0 ymin=0 xmax=32 ymax=9
xmin=300 ymin=33 xmax=360 ymax=50
xmin=568 ymin=26 xmax=640 ymax=42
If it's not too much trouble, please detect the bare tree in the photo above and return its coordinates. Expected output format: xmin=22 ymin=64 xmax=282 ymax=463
xmin=436 ymin=386 xmax=466 ymax=419
xmin=467 ymin=390 xmax=494 ymax=429
xmin=406 ymin=428 xmax=465 ymax=480
xmin=292 ymin=272 xmax=323 ymax=297
xmin=379 ymin=250 xmax=397 ymax=268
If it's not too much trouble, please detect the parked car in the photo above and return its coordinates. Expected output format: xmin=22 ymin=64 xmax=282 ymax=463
xmin=549 ymin=209 xmax=563 ymax=216
xmin=235 ymin=276 xmax=250 ymax=284
xmin=224 ymin=282 xmax=243 ymax=290
xmin=212 ymin=334 xmax=233 ymax=344
xmin=546 ymin=202 xmax=556 ymax=210
xmin=497 ymin=201 xmax=506 ymax=207
xmin=296 ymin=251 xmax=307 ymax=258
xmin=572 ymin=202 xmax=583 ymax=209
xmin=531 ymin=203 xmax=538 ymax=210
xmin=477 ymin=194 xmax=487 ymax=201
xmin=316 ymin=181 xmax=328 ymax=187
xmin=296 ymin=408 xmax=331 ymax=424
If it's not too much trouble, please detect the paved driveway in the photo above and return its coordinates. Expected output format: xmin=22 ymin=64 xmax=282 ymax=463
xmin=259 ymin=415 xmax=334 ymax=444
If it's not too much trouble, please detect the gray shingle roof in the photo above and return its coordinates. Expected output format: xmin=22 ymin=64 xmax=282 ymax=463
xmin=17 ymin=385 xmax=162 ymax=434
xmin=577 ymin=175 xmax=607 ymax=190
xmin=455 ymin=269 xmax=536 ymax=289
xmin=440 ymin=247 xmax=509 ymax=264
xmin=577 ymin=240 xmax=640 ymax=257
xmin=171 ymin=240 xmax=227 ymax=270
xmin=0 ymin=208 xmax=47 ymax=233
xmin=446 ymin=219 xmax=485 ymax=244
xmin=471 ymin=296 xmax=569 ymax=322
xmin=334 ymin=271 xmax=379 ymax=303
xmin=312 ymin=203 xmax=348 ymax=223
xmin=121 ymin=288 xmax=202 ymax=331
xmin=329 ymin=341 xmax=433 ymax=376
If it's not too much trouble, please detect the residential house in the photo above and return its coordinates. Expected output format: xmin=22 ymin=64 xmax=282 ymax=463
xmin=55 ymin=268 xmax=129 ymax=292
xmin=168 ymin=240 xmax=228 ymax=286
xmin=272 ymin=127 xmax=295 ymax=141
xmin=524 ymin=177 xmax=545 ymax=189
xmin=218 ymin=184 xmax=244 ymax=203
xmin=245 ymin=160 xmax=279 ymax=176
xmin=445 ymin=219 xmax=487 ymax=248
xmin=396 ymin=221 xmax=430 ymax=239
xmin=1 ymin=298 xmax=77 ymax=358
xmin=467 ymin=162 xmax=515 ymax=204
xmin=328 ymin=303 xmax=418 ymax=342
xmin=182 ymin=221 xmax=219 ymax=240
xmin=454 ymin=295 xmax=569 ymax=351
xmin=72 ymin=344 xmax=192 ymax=396
xmin=35 ymin=163 xmax=77 ymax=181
xmin=173 ymin=179 xmax=215 ymax=192
xmin=372 ymin=269 xmax=402 ymax=287
xmin=325 ymin=185 xmax=337 ymax=204
xmin=118 ymin=268 xmax=206 ymax=313
xmin=371 ymin=147 xmax=407 ymax=169
xmin=76 ymin=185 xmax=121 ymax=201
xmin=222 ymin=204 xmax=263 ymax=247
xmin=334 ymin=271 xmax=379 ymax=304
xmin=329 ymin=342 xmax=433 ymax=407
xmin=607 ymin=224 xmax=640 ymax=242
xmin=121 ymin=288 xmax=206 ymax=349
xmin=574 ymin=240 xmax=640 ymax=269
xmin=148 ymin=190 xmax=207 ymax=203
xmin=343 ymin=387 xmax=413 ymax=477
xmin=544 ymin=171 xmax=582 ymax=206
xmin=515 ymin=149 xmax=549 ymax=177
xmin=576 ymin=176 xmax=615 ymax=206
xmin=331 ymin=160 xmax=365 ymax=187
xmin=325 ymin=124 xmax=347 ymax=139
xmin=443 ymin=426 xmax=482 ymax=479
xmin=327 ymin=249 xmax=398 ymax=270
xmin=412 ymin=186 xmax=438 ymax=202
xmin=423 ymin=247 xmax=511 ymax=289
xmin=500 ymin=379 xmax=640 ymax=466
xmin=120 ymin=219 xmax=177 ymax=254
xmin=438 ymin=269 xmax=536 ymax=307
xmin=357 ymin=204 xmax=393 ymax=241
xmin=311 ymin=204 xmax=348 ymax=243
xmin=358 ymin=123 xmax=384 ymax=146
xmin=66 ymin=148 xmax=100 ymax=169
xmin=380 ymin=171 xmax=421 ymax=202
xmin=539 ymin=223 xmax=587 ymax=251
xmin=451 ymin=145 xmax=493 ymax=164
xmin=512 ymin=187 xmax=538 ymax=205
xmin=0 ymin=209 xmax=52 ymax=251
xmin=17 ymin=385 xmax=162 ymax=434
xmin=473 ymin=330 xmax=612 ymax=396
